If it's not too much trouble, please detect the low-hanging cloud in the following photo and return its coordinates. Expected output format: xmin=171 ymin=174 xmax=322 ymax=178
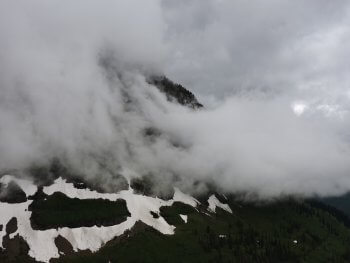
xmin=162 ymin=0 xmax=350 ymax=105
xmin=1 ymin=0 xmax=350 ymax=199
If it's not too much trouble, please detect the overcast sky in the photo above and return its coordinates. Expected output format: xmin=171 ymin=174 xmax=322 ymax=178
xmin=161 ymin=0 xmax=350 ymax=109
xmin=2 ymin=0 xmax=350 ymax=198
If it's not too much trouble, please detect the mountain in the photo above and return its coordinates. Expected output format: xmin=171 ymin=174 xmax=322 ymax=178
xmin=148 ymin=76 xmax=203 ymax=109
xmin=1 ymin=78 xmax=350 ymax=263
xmin=320 ymin=193 xmax=350 ymax=219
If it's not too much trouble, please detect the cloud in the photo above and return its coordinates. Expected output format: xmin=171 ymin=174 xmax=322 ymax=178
xmin=0 ymin=0 xmax=166 ymax=171
xmin=1 ymin=0 xmax=350 ymax=199
xmin=162 ymin=0 xmax=350 ymax=104
xmin=154 ymin=97 xmax=350 ymax=198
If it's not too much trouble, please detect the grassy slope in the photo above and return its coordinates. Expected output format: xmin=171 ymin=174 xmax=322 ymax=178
xmin=56 ymin=199 xmax=350 ymax=263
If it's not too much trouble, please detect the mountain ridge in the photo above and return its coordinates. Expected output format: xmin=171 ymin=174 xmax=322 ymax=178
xmin=1 ymin=78 xmax=350 ymax=262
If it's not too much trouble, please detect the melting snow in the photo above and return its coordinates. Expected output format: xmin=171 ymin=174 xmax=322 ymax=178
xmin=173 ymin=188 xmax=199 ymax=207
xmin=207 ymin=195 xmax=232 ymax=214
xmin=0 ymin=175 xmax=199 ymax=262
xmin=179 ymin=214 xmax=188 ymax=223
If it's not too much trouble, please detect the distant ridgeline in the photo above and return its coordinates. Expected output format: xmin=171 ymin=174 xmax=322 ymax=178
xmin=148 ymin=75 xmax=203 ymax=109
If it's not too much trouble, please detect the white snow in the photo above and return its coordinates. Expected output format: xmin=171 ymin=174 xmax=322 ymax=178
xmin=1 ymin=175 xmax=201 ymax=262
xmin=57 ymin=219 xmax=136 ymax=253
xmin=0 ymin=201 xmax=30 ymax=247
xmin=43 ymin=178 xmax=175 ymax=234
xmin=179 ymin=214 xmax=188 ymax=223
xmin=173 ymin=187 xmax=199 ymax=207
xmin=207 ymin=195 xmax=232 ymax=214
xmin=43 ymin=177 xmax=119 ymax=200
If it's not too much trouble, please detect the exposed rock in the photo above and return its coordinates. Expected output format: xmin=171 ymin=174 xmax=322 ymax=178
xmin=29 ymin=192 xmax=130 ymax=230
xmin=149 ymin=76 xmax=203 ymax=109
xmin=0 ymin=181 xmax=27 ymax=204
xmin=55 ymin=235 xmax=74 ymax=256
xmin=6 ymin=217 xmax=17 ymax=235
xmin=150 ymin=211 xmax=159 ymax=219
xmin=0 ymin=234 xmax=37 ymax=263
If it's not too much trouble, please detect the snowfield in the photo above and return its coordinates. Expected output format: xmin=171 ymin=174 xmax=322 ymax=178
xmin=207 ymin=194 xmax=233 ymax=214
xmin=0 ymin=175 xmax=212 ymax=262
xmin=179 ymin=214 xmax=188 ymax=223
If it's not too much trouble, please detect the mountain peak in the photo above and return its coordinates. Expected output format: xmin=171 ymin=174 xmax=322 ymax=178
xmin=149 ymin=75 xmax=203 ymax=109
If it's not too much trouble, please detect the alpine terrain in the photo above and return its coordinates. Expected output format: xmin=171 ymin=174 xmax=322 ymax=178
xmin=1 ymin=79 xmax=350 ymax=263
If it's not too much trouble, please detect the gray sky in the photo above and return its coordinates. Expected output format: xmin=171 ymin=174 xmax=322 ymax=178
xmin=1 ymin=0 xmax=350 ymax=198
xmin=161 ymin=0 xmax=350 ymax=107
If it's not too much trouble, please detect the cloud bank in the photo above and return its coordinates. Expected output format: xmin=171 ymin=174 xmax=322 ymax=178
xmin=1 ymin=0 xmax=350 ymax=198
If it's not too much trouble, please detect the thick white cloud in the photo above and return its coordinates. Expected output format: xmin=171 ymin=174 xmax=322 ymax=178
xmin=162 ymin=0 xmax=350 ymax=106
xmin=1 ymin=0 xmax=350 ymax=199
xmin=0 ymin=0 xmax=166 ymax=170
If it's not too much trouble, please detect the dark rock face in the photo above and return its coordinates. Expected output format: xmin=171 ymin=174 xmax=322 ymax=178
xmin=160 ymin=202 xmax=196 ymax=226
xmin=149 ymin=76 xmax=203 ymax=109
xmin=0 ymin=181 xmax=27 ymax=204
xmin=55 ymin=235 xmax=74 ymax=256
xmin=150 ymin=211 xmax=159 ymax=219
xmin=29 ymin=192 xmax=130 ymax=230
xmin=0 ymin=234 xmax=36 ymax=263
xmin=27 ymin=186 xmax=47 ymax=202
xmin=6 ymin=217 xmax=18 ymax=235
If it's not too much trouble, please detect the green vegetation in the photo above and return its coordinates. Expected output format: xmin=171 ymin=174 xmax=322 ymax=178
xmin=55 ymin=198 xmax=350 ymax=263
xmin=160 ymin=202 xmax=197 ymax=225
xmin=29 ymin=192 xmax=130 ymax=229
xmin=321 ymin=194 xmax=350 ymax=218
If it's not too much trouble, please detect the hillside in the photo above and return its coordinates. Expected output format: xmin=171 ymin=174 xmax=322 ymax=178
xmin=1 ymin=173 xmax=350 ymax=263
xmin=1 ymin=79 xmax=350 ymax=263
xmin=53 ymin=197 xmax=350 ymax=263
xmin=321 ymin=194 xmax=350 ymax=219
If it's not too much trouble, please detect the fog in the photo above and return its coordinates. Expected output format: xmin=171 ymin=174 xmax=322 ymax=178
xmin=1 ymin=0 xmax=350 ymax=198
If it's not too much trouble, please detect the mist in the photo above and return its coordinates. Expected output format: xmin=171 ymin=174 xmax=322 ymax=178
xmin=1 ymin=0 xmax=350 ymax=199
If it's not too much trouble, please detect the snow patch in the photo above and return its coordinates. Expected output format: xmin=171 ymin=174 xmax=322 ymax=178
xmin=0 ymin=201 xmax=30 ymax=247
xmin=179 ymin=214 xmax=188 ymax=223
xmin=43 ymin=177 xmax=119 ymax=200
xmin=43 ymin=178 xmax=175 ymax=234
xmin=0 ymin=176 xmax=190 ymax=262
xmin=173 ymin=188 xmax=199 ymax=207
xmin=207 ymin=195 xmax=232 ymax=213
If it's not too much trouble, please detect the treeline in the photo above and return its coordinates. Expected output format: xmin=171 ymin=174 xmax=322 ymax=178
xmin=308 ymin=199 xmax=350 ymax=228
